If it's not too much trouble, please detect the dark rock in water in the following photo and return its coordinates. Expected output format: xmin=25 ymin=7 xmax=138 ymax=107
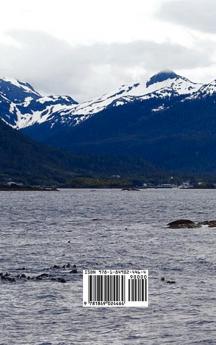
xmin=20 ymin=274 xmax=27 ymax=279
xmin=161 ymin=277 xmax=165 ymax=282
xmin=167 ymin=219 xmax=198 ymax=229
xmin=4 ymin=277 xmax=16 ymax=283
xmin=62 ymin=263 xmax=71 ymax=269
xmin=201 ymin=221 xmax=209 ymax=225
xmin=122 ymin=187 xmax=140 ymax=191
xmin=70 ymin=264 xmax=78 ymax=273
xmin=166 ymin=280 xmax=176 ymax=284
xmin=52 ymin=265 xmax=61 ymax=269
xmin=16 ymin=274 xmax=26 ymax=279
xmin=168 ymin=219 xmax=216 ymax=229
xmin=0 ymin=262 xmax=80 ymax=284
xmin=35 ymin=276 xmax=43 ymax=281
xmin=207 ymin=220 xmax=216 ymax=228
xmin=57 ymin=278 xmax=66 ymax=283
xmin=33 ymin=273 xmax=50 ymax=281
xmin=0 ymin=273 xmax=16 ymax=283
xmin=37 ymin=273 xmax=49 ymax=279
xmin=200 ymin=220 xmax=216 ymax=228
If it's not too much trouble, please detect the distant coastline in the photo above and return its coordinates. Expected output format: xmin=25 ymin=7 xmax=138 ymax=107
xmin=0 ymin=184 xmax=58 ymax=191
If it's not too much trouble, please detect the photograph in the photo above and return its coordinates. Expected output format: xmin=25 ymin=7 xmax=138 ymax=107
xmin=0 ymin=0 xmax=215 ymax=344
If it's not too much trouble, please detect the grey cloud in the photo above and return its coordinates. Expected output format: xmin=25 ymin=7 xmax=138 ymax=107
xmin=158 ymin=0 xmax=216 ymax=33
xmin=94 ymin=41 xmax=210 ymax=69
xmin=0 ymin=31 xmax=213 ymax=101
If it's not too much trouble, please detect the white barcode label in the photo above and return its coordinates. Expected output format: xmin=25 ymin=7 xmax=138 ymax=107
xmin=83 ymin=270 xmax=148 ymax=307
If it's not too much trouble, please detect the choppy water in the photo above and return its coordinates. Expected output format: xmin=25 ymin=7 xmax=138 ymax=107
xmin=0 ymin=189 xmax=215 ymax=345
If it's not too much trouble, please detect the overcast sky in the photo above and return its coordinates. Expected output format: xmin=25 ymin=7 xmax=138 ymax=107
xmin=0 ymin=0 xmax=216 ymax=101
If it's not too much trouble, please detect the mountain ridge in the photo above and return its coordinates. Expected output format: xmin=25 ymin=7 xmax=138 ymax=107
xmin=0 ymin=70 xmax=209 ymax=132
xmin=2 ymin=71 xmax=216 ymax=175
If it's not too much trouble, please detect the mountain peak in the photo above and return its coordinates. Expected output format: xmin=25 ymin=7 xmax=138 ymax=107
xmin=0 ymin=77 xmax=41 ymax=102
xmin=146 ymin=71 xmax=179 ymax=87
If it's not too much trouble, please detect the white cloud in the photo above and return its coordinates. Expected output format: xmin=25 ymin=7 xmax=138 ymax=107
xmin=0 ymin=0 xmax=162 ymax=44
xmin=0 ymin=0 xmax=216 ymax=100
xmin=0 ymin=31 xmax=212 ymax=101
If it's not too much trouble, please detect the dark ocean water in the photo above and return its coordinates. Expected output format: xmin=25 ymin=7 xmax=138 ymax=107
xmin=0 ymin=189 xmax=215 ymax=344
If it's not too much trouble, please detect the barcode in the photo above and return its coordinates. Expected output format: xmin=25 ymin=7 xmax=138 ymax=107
xmin=88 ymin=275 xmax=125 ymax=302
xmin=128 ymin=276 xmax=147 ymax=302
xmin=83 ymin=270 xmax=148 ymax=307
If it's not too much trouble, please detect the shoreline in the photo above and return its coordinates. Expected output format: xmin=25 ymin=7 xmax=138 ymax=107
xmin=0 ymin=186 xmax=59 ymax=191
xmin=1 ymin=186 xmax=216 ymax=191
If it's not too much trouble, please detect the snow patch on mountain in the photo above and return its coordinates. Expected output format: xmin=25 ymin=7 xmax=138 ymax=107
xmin=185 ymin=79 xmax=216 ymax=100
xmin=1 ymin=77 xmax=40 ymax=97
xmin=68 ymin=72 xmax=201 ymax=119
xmin=0 ymin=71 xmax=213 ymax=132
xmin=152 ymin=105 xmax=168 ymax=112
xmin=196 ymin=80 xmax=216 ymax=96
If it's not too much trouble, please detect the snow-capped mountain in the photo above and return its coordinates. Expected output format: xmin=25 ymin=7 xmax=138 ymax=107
xmin=70 ymin=71 xmax=202 ymax=117
xmin=2 ymin=71 xmax=216 ymax=174
xmin=187 ymin=79 xmax=216 ymax=99
xmin=0 ymin=77 xmax=77 ymax=128
xmin=1 ymin=71 xmax=216 ymax=134
xmin=0 ymin=77 xmax=40 ymax=102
